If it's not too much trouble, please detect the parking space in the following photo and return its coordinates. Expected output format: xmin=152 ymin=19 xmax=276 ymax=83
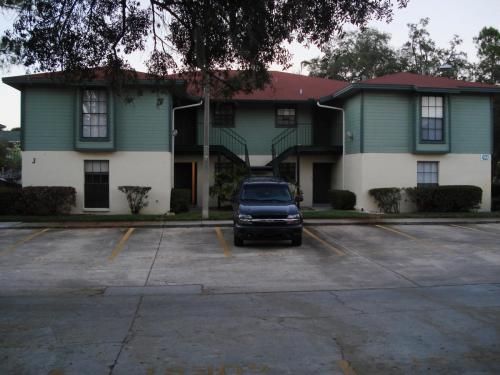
xmin=1 ymin=223 xmax=500 ymax=374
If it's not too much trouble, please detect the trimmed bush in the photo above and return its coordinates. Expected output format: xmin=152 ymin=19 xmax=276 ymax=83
xmin=0 ymin=187 xmax=21 ymax=214
xmin=406 ymin=185 xmax=482 ymax=212
xmin=369 ymin=187 xmax=401 ymax=213
xmin=118 ymin=186 xmax=152 ymax=214
xmin=328 ymin=189 xmax=356 ymax=210
xmin=19 ymin=186 xmax=76 ymax=215
xmin=170 ymin=188 xmax=191 ymax=213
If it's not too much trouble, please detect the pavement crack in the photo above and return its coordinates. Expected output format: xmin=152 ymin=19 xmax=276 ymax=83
xmin=107 ymin=295 xmax=143 ymax=375
xmin=144 ymin=227 xmax=165 ymax=287
xmin=330 ymin=292 xmax=366 ymax=314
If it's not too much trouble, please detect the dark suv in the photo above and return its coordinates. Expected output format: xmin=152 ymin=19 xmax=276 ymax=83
xmin=233 ymin=177 xmax=303 ymax=246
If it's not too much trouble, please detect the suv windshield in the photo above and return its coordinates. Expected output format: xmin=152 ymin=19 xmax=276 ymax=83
xmin=240 ymin=183 xmax=292 ymax=203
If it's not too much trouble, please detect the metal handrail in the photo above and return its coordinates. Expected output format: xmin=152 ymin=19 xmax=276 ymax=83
xmin=271 ymin=123 xmax=313 ymax=158
xmin=196 ymin=123 xmax=250 ymax=167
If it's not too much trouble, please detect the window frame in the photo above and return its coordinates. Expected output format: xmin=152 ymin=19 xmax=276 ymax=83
xmin=212 ymin=102 xmax=235 ymax=128
xmin=84 ymin=160 xmax=110 ymax=209
xmin=420 ymin=95 xmax=445 ymax=144
xmin=275 ymin=105 xmax=297 ymax=128
xmin=81 ymin=89 xmax=110 ymax=141
xmin=417 ymin=161 xmax=439 ymax=188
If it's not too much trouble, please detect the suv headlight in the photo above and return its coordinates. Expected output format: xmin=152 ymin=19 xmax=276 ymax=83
xmin=286 ymin=213 xmax=301 ymax=224
xmin=238 ymin=214 xmax=253 ymax=224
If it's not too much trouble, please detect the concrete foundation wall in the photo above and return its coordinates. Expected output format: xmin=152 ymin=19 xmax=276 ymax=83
xmin=344 ymin=153 xmax=491 ymax=212
xmin=22 ymin=151 xmax=172 ymax=214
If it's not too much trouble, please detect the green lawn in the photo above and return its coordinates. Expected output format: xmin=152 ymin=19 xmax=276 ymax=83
xmin=1 ymin=209 xmax=500 ymax=222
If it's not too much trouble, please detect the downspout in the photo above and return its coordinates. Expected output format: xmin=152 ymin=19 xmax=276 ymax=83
xmin=171 ymin=100 xmax=203 ymax=191
xmin=316 ymin=102 xmax=345 ymax=190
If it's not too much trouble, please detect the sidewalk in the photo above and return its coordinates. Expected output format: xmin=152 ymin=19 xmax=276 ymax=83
xmin=1 ymin=217 xmax=500 ymax=229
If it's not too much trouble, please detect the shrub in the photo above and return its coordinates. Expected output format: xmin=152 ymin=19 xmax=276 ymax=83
xmin=0 ymin=187 xmax=21 ymax=214
xmin=19 ymin=186 xmax=76 ymax=215
xmin=210 ymin=164 xmax=249 ymax=208
xmin=406 ymin=185 xmax=482 ymax=212
xmin=369 ymin=187 xmax=401 ymax=213
xmin=118 ymin=186 xmax=152 ymax=214
xmin=328 ymin=189 xmax=356 ymax=210
xmin=170 ymin=188 xmax=191 ymax=213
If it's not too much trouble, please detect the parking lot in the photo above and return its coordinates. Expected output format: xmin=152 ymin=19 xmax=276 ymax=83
xmin=1 ymin=223 xmax=500 ymax=374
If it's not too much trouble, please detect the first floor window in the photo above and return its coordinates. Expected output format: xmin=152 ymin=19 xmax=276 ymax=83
xmin=276 ymin=106 xmax=296 ymax=127
xmin=279 ymin=162 xmax=296 ymax=183
xmin=417 ymin=161 xmax=438 ymax=187
xmin=421 ymin=96 xmax=443 ymax=142
xmin=84 ymin=160 xmax=109 ymax=208
xmin=82 ymin=89 xmax=108 ymax=138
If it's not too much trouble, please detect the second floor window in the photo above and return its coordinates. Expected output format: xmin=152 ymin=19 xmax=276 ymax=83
xmin=421 ymin=96 xmax=443 ymax=142
xmin=83 ymin=90 xmax=107 ymax=138
xmin=213 ymin=103 xmax=235 ymax=127
xmin=276 ymin=106 xmax=296 ymax=127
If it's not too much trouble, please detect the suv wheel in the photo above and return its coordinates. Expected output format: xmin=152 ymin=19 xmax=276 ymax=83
xmin=234 ymin=234 xmax=244 ymax=247
xmin=291 ymin=235 xmax=302 ymax=246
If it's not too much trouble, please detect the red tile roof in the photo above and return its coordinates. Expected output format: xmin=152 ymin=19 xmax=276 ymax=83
xmin=223 ymin=71 xmax=348 ymax=101
xmin=3 ymin=68 xmax=348 ymax=101
xmin=170 ymin=70 xmax=348 ymax=101
xmin=359 ymin=72 xmax=498 ymax=89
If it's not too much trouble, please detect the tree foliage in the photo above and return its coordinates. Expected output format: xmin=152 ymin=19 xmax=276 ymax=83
xmin=2 ymin=0 xmax=407 ymax=93
xmin=306 ymin=28 xmax=402 ymax=81
xmin=473 ymin=26 xmax=500 ymax=84
xmin=306 ymin=17 xmax=474 ymax=81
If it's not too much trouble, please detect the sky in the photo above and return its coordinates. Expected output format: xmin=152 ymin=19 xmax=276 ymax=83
xmin=0 ymin=0 xmax=499 ymax=130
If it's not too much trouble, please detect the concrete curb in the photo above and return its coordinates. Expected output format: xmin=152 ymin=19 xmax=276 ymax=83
xmin=1 ymin=218 xmax=500 ymax=229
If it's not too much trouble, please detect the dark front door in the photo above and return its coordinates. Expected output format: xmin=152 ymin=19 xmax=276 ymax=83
xmin=313 ymin=108 xmax=333 ymax=146
xmin=174 ymin=162 xmax=197 ymax=204
xmin=313 ymin=163 xmax=332 ymax=204
xmin=175 ymin=108 xmax=197 ymax=146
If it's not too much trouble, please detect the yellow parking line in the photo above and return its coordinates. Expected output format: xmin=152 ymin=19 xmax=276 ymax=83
xmin=375 ymin=224 xmax=418 ymax=241
xmin=338 ymin=360 xmax=357 ymax=375
xmin=303 ymin=228 xmax=345 ymax=256
xmin=0 ymin=228 xmax=49 ymax=257
xmin=108 ymin=228 xmax=135 ymax=261
xmin=48 ymin=369 xmax=64 ymax=375
xmin=449 ymin=223 xmax=497 ymax=235
xmin=215 ymin=227 xmax=232 ymax=257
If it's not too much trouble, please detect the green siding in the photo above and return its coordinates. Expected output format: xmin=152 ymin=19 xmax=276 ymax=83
xmin=115 ymin=91 xmax=171 ymax=151
xmin=24 ymin=88 xmax=74 ymax=150
xmin=197 ymin=102 xmax=313 ymax=154
xmin=363 ymin=92 xmax=413 ymax=153
xmin=344 ymin=94 xmax=361 ymax=154
xmin=450 ymin=95 xmax=491 ymax=154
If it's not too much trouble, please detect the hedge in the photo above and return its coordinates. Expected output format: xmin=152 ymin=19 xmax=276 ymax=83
xmin=369 ymin=187 xmax=401 ymax=213
xmin=406 ymin=185 xmax=482 ymax=212
xmin=17 ymin=186 xmax=76 ymax=215
xmin=170 ymin=188 xmax=191 ymax=213
xmin=0 ymin=187 xmax=21 ymax=214
xmin=328 ymin=190 xmax=356 ymax=210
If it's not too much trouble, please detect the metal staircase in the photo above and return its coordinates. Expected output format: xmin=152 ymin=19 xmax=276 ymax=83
xmin=269 ymin=123 xmax=341 ymax=178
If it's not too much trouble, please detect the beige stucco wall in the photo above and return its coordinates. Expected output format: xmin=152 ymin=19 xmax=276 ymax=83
xmin=343 ymin=153 xmax=491 ymax=212
xmin=22 ymin=151 xmax=172 ymax=214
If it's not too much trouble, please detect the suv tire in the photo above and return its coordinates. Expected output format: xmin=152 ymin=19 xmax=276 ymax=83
xmin=291 ymin=235 xmax=302 ymax=246
xmin=234 ymin=234 xmax=244 ymax=247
